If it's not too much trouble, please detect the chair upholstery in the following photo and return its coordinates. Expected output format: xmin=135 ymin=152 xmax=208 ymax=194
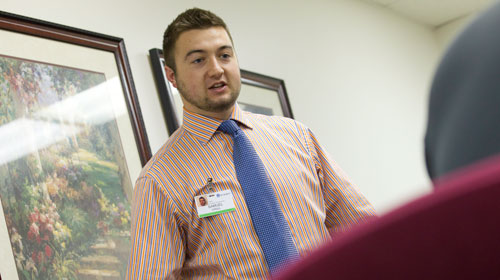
xmin=275 ymin=154 xmax=500 ymax=280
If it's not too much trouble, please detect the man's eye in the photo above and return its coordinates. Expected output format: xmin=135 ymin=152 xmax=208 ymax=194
xmin=192 ymin=58 xmax=203 ymax=64
xmin=221 ymin=53 xmax=231 ymax=59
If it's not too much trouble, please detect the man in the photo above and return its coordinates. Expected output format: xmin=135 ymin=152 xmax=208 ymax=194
xmin=198 ymin=196 xmax=207 ymax=207
xmin=127 ymin=8 xmax=375 ymax=279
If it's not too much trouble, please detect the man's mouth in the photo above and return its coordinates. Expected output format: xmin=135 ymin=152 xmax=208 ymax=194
xmin=209 ymin=82 xmax=226 ymax=89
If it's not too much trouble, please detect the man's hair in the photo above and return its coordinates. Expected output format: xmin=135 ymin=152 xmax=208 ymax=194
xmin=163 ymin=8 xmax=233 ymax=71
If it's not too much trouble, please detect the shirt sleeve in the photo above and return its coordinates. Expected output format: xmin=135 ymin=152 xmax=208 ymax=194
xmin=306 ymin=128 xmax=376 ymax=235
xmin=127 ymin=176 xmax=185 ymax=279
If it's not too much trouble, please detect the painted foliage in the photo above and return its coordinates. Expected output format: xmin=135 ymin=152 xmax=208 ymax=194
xmin=0 ymin=55 xmax=132 ymax=279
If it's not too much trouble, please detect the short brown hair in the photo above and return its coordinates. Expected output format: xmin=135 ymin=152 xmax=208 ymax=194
xmin=162 ymin=8 xmax=233 ymax=71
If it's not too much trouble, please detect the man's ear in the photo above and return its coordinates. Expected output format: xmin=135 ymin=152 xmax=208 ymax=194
xmin=165 ymin=65 xmax=178 ymax=88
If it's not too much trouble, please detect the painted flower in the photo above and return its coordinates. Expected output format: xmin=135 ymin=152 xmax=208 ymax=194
xmin=45 ymin=223 xmax=54 ymax=233
xmin=111 ymin=205 xmax=120 ymax=217
xmin=97 ymin=221 xmax=109 ymax=234
xmin=113 ymin=217 xmax=121 ymax=227
xmin=31 ymin=251 xmax=39 ymax=263
xmin=118 ymin=202 xmax=125 ymax=212
xmin=25 ymin=259 xmax=37 ymax=275
xmin=38 ymin=251 xmax=44 ymax=264
xmin=39 ymin=214 xmax=48 ymax=224
xmin=15 ymin=255 xmax=24 ymax=270
xmin=29 ymin=212 xmax=39 ymax=223
xmin=45 ymin=244 xmax=52 ymax=258
xmin=28 ymin=223 xmax=39 ymax=240
xmin=42 ymin=233 xmax=50 ymax=241
xmin=10 ymin=227 xmax=22 ymax=244
xmin=46 ymin=180 xmax=59 ymax=197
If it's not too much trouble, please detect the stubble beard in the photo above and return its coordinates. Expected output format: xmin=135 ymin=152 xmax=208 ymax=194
xmin=176 ymin=79 xmax=240 ymax=113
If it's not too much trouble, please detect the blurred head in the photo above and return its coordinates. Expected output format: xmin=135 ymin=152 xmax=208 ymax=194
xmin=425 ymin=2 xmax=500 ymax=181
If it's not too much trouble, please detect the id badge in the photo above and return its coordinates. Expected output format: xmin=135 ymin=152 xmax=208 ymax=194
xmin=195 ymin=190 xmax=236 ymax=218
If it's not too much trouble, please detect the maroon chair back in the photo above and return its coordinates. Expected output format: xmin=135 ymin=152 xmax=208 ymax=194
xmin=275 ymin=155 xmax=500 ymax=280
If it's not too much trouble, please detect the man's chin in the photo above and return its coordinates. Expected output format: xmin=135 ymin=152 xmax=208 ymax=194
xmin=207 ymin=96 xmax=238 ymax=112
xmin=207 ymin=102 xmax=235 ymax=113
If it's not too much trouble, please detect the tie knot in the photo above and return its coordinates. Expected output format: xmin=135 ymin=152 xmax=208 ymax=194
xmin=218 ymin=119 xmax=240 ymax=136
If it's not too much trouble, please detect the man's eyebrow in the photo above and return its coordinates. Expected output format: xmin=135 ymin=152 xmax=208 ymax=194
xmin=185 ymin=49 xmax=205 ymax=61
xmin=184 ymin=45 xmax=234 ymax=61
xmin=219 ymin=45 xmax=233 ymax=52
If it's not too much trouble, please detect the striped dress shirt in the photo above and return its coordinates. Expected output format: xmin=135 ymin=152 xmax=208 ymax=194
xmin=127 ymin=104 xmax=375 ymax=279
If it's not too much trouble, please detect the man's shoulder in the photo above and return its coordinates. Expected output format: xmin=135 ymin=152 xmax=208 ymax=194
xmin=139 ymin=127 xmax=189 ymax=177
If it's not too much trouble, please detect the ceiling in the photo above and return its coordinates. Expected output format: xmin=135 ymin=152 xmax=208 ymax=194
xmin=362 ymin=0 xmax=495 ymax=27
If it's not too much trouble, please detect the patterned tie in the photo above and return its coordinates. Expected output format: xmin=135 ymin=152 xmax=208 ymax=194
xmin=218 ymin=119 xmax=299 ymax=273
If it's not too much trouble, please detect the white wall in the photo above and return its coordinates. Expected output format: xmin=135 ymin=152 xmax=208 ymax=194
xmin=435 ymin=15 xmax=472 ymax=53
xmin=435 ymin=0 xmax=495 ymax=53
xmin=2 ymin=0 xmax=440 ymax=213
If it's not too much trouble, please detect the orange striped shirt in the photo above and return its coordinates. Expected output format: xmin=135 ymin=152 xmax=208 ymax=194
xmin=127 ymin=104 xmax=375 ymax=279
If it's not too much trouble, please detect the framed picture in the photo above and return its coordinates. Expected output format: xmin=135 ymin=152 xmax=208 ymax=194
xmin=0 ymin=11 xmax=151 ymax=280
xmin=149 ymin=48 xmax=294 ymax=135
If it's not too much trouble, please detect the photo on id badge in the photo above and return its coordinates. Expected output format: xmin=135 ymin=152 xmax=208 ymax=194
xmin=195 ymin=190 xmax=236 ymax=218
xmin=198 ymin=196 xmax=208 ymax=207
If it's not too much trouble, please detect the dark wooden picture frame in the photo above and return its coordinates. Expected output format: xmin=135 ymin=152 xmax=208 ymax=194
xmin=0 ymin=11 xmax=151 ymax=279
xmin=149 ymin=48 xmax=294 ymax=135
xmin=0 ymin=11 xmax=151 ymax=164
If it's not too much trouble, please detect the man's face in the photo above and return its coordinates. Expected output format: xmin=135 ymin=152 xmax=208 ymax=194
xmin=165 ymin=27 xmax=241 ymax=119
xmin=199 ymin=197 xmax=207 ymax=206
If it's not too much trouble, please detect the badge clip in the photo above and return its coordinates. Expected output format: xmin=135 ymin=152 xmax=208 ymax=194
xmin=206 ymin=177 xmax=215 ymax=193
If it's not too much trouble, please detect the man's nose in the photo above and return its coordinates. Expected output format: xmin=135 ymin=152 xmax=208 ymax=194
xmin=207 ymin=57 xmax=224 ymax=78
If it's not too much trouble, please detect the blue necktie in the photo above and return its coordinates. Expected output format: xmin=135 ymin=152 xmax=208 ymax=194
xmin=218 ymin=119 xmax=299 ymax=272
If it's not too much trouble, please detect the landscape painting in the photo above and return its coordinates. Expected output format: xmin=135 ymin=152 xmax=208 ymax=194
xmin=0 ymin=55 xmax=132 ymax=280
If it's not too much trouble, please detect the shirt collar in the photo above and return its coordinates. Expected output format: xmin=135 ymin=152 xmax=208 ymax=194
xmin=182 ymin=103 xmax=253 ymax=144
